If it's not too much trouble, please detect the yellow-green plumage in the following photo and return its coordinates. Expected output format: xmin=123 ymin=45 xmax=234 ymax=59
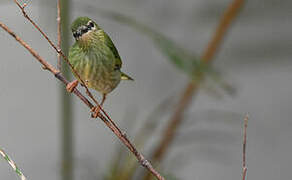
xmin=68 ymin=17 xmax=133 ymax=95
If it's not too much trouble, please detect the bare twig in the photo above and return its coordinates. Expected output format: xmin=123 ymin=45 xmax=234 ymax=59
xmin=14 ymin=0 xmax=99 ymax=108
xmin=242 ymin=114 xmax=248 ymax=180
xmin=57 ymin=0 xmax=62 ymax=71
xmin=242 ymin=168 xmax=247 ymax=180
xmin=0 ymin=148 xmax=27 ymax=180
xmin=0 ymin=21 xmax=164 ymax=180
xmin=151 ymin=0 xmax=245 ymax=164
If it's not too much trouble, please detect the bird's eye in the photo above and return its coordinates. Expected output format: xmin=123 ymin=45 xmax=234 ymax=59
xmin=88 ymin=22 xmax=94 ymax=28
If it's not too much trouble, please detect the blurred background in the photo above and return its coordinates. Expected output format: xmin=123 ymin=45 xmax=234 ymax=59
xmin=0 ymin=0 xmax=289 ymax=179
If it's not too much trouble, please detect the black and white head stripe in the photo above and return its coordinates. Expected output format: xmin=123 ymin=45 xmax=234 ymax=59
xmin=73 ymin=21 xmax=96 ymax=39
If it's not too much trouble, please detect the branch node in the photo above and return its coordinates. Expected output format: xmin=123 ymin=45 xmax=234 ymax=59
xmin=57 ymin=48 xmax=62 ymax=54
xmin=42 ymin=65 xmax=48 ymax=70
xmin=141 ymin=159 xmax=150 ymax=167
xmin=91 ymin=112 xmax=102 ymax=119
xmin=121 ymin=131 xmax=127 ymax=138
xmin=54 ymin=71 xmax=62 ymax=78
xmin=23 ymin=3 xmax=28 ymax=8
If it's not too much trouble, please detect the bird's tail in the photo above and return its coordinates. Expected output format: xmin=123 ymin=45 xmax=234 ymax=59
xmin=121 ymin=72 xmax=134 ymax=81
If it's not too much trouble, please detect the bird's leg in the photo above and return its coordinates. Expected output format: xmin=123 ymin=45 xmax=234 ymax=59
xmin=66 ymin=80 xmax=79 ymax=93
xmin=100 ymin=94 xmax=107 ymax=106
xmin=91 ymin=94 xmax=107 ymax=118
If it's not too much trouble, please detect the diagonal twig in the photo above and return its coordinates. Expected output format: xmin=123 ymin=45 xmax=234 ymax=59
xmin=143 ymin=1 xmax=245 ymax=179
xmin=0 ymin=148 xmax=27 ymax=180
xmin=14 ymin=0 xmax=98 ymax=107
xmin=13 ymin=0 xmax=123 ymax=136
xmin=0 ymin=20 xmax=164 ymax=180
xmin=151 ymin=0 xmax=245 ymax=164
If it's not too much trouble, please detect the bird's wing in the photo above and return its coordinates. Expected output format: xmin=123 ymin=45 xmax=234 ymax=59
xmin=97 ymin=29 xmax=122 ymax=70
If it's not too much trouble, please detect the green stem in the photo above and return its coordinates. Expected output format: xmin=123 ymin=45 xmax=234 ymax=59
xmin=0 ymin=148 xmax=27 ymax=180
xmin=59 ymin=0 xmax=73 ymax=180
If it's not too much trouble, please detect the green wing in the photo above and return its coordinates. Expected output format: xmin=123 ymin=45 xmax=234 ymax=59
xmin=97 ymin=29 xmax=122 ymax=70
xmin=96 ymin=29 xmax=134 ymax=80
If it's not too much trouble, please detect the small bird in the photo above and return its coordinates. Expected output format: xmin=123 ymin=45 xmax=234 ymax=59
xmin=66 ymin=17 xmax=133 ymax=117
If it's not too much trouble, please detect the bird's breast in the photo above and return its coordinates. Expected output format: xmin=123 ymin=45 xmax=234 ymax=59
xmin=73 ymin=51 xmax=121 ymax=94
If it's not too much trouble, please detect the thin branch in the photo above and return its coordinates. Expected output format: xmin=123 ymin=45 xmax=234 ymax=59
xmin=14 ymin=0 xmax=98 ymax=108
xmin=0 ymin=21 xmax=164 ymax=180
xmin=242 ymin=168 xmax=247 ymax=180
xmin=242 ymin=114 xmax=248 ymax=180
xmin=151 ymin=0 xmax=245 ymax=164
xmin=57 ymin=0 xmax=62 ymax=71
xmin=0 ymin=148 xmax=27 ymax=180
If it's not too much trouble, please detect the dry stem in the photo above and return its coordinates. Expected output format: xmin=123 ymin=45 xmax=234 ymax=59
xmin=151 ymin=0 xmax=245 ymax=163
xmin=0 ymin=148 xmax=27 ymax=180
xmin=242 ymin=114 xmax=248 ymax=180
xmin=57 ymin=0 xmax=62 ymax=70
xmin=0 ymin=19 xmax=164 ymax=180
xmin=143 ymin=1 xmax=245 ymax=179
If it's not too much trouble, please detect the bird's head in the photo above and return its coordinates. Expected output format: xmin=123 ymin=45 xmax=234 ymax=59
xmin=71 ymin=17 xmax=99 ymax=41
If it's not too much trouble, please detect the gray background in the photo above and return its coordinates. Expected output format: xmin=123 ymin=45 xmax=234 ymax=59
xmin=0 ymin=0 xmax=290 ymax=179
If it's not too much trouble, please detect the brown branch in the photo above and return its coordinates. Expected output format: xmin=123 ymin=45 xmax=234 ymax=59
xmin=0 ymin=21 xmax=164 ymax=180
xmin=57 ymin=0 xmax=62 ymax=71
xmin=150 ymin=0 xmax=245 ymax=168
xmin=242 ymin=114 xmax=248 ymax=180
xmin=14 ymin=0 xmax=98 ymax=108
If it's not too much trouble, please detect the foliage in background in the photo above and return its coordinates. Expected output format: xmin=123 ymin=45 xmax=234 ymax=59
xmin=94 ymin=8 xmax=241 ymax=180
xmin=58 ymin=0 xmax=74 ymax=180
xmin=103 ymin=104 xmax=241 ymax=180
xmin=95 ymin=10 xmax=236 ymax=97
xmin=105 ymin=97 xmax=177 ymax=180
xmin=0 ymin=1 xmax=244 ymax=179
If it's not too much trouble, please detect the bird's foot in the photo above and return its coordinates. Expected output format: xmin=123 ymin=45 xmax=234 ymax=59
xmin=66 ymin=80 xmax=79 ymax=93
xmin=91 ymin=106 xmax=101 ymax=118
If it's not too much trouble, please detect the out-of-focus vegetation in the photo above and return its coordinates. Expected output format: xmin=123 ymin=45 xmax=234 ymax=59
xmin=0 ymin=0 xmax=247 ymax=180
xmin=96 ymin=8 xmax=240 ymax=180
xmin=96 ymin=10 xmax=236 ymax=97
